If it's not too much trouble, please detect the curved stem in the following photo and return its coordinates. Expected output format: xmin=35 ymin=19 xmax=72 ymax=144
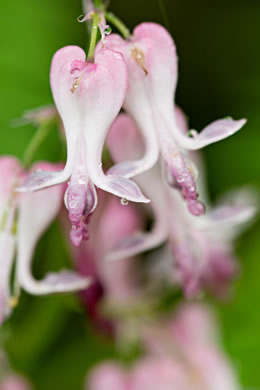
xmin=23 ymin=119 xmax=55 ymax=169
xmin=87 ymin=12 xmax=100 ymax=60
xmin=105 ymin=11 xmax=130 ymax=39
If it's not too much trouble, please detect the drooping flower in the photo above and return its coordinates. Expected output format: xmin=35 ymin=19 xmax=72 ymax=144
xmin=65 ymin=191 xmax=142 ymax=331
xmin=106 ymin=113 xmax=256 ymax=297
xmin=17 ymin=45 xmax=149 ymax=246
xmin=87 ymin=304 xmax=241 ymax=390
xmin=102 ymin=23 xmax=246 ymax=215
xmin=0 ymin=157 xmax=90 ymax=325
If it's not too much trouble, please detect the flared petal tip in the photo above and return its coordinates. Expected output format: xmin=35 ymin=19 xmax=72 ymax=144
xmin=103 ymin=175 xmax=150 ymax=204
xmin=21 ymin=271 xmax=92 ymax=295
xmin=43 ymin=270 xmax=92 ymax=293
xmin=189 ymin=117 xmax=247 ymax=150
xmin=105 ymin=234 xmax=148 ymax=262
xmin=16 ymin=170 xmax=65 ymax=192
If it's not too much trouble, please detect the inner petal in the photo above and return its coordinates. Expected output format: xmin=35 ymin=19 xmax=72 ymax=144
xmin=65 ymin=174 xmax=97 ymax=247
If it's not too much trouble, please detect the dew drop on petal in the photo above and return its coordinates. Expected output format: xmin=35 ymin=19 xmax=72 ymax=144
xmin=120 ymin=198 xmax=129 ymax=206
xmin=104 ymin=25 xmax=112 ymax=35
xmin=176 ymin=175 xmax=184 ymax=183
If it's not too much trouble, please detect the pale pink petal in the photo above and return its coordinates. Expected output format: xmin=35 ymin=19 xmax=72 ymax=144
xmin=17 ymin=163 xmax=90 ymax=294
xmin=0 ymin=375 xmax=33 ymax=390
xmin=101 ymin=34 xmax=160 ymax=178
xmin=174 ymin=118 xmax=247 ymax=150
xmin=76 ymin=48 xmax=147 ymax=202
xmin=102 ymin=175 xmax=149 ymax=203
xmin=0 ymin=233 xmax=16 ymax=323
xmin=18 ymin=46 xmax=86 ymax=192
xmin=0 ymin=157 xmax=24 ymax=199
xmin=131 ymin=357 xmax=191 ymax=390
xmin=98 ymin=196 xmax=142 ymax=252
xmin=172 ymin=304 xmax=218 ymax=346
xmin=107 ymin=111 xmax=159 ymax=179
xmin=197 ymin=188 xmax=257 ymax=239
xmin=88 ymin=363 xmax=128 ymax=390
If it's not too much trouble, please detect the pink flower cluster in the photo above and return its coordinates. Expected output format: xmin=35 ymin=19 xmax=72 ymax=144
xmin=0 ymin=9 xmax=256 ymax=388
xmin=0 ymin=17 xmax=255 ymax=324
xmin=87 ymin=304 xmax=241 ymax=390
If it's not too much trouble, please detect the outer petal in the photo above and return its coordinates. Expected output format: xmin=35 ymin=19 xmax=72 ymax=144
xmin=106 ymin=115 xmax=168 ymax=260
xmin=0 ymin=375 xmax=33 ymax=390
xmin=88 ymin=363 xmax=128 ymax=390
xmin=131 ymin=357 xmax=191 ymax=390
xmin=196 ymin=188 xmax=257 ymax=240
xmin=106 ymin=166 xmax=168 ymax=261
xmin=106 ymin=113 xmax=146 ymax=178
xmin=105 ymin=26 xmax=203 ymax=215
xmin=102 ymin=34 xmax=160 ymax=178
xmin=17 ymin=46 xmax=86 ymax=192
xmin=17 ymin=163 xmax=91 ymax=295
xmin=0 ymin=233 xmax=16 ymax=324
xmin=70 ymin=47 xmax=148 ymax=203
xmin=97 ymin=197 xmax=142 ymax=302
xmin=174 ymin=117 xmax=247 ymax=151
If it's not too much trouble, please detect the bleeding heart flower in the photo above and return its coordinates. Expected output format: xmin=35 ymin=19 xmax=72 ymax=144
xmin=17 ymin=45 xmax=149 ymax=246
xmin=0 ymin=157 xmax=90 ymax=325
xmin=106 ymin=112 xmax=256 ymax=297
xmin=102 ymin=23 xmax=246 ymax=216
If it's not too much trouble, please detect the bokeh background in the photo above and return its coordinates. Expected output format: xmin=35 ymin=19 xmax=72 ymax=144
xmin=0 ymin=0 xmax=260 ymax=389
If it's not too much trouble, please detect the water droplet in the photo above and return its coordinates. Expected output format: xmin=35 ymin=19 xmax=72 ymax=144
xmin=98 ymin=162 xmax=102 ymax=168
xmin=104 ymin=25 xmax=112 ymax=35
xmin=78 ymin=178 xmax=86 ymax=185
xmin=36 ymin=169 xmax=42 ymax=173
xmin=120 ymin=198 xmax=129 ymax=206
xmin=176 ymin=175 xmax=184 ymax=183
xmin=72 ymin=225 xmax=76 ymax=230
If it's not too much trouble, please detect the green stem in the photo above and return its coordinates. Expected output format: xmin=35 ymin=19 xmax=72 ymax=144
xmin=87 ymin=12 xmax=99 ymax=60
xmin=93 ymin=0 xmax=102 ymax=8
xmin=23 ymin=119 xmax=55 ymax=169
xmin=105 ymin=11 xmax=130 ymax=39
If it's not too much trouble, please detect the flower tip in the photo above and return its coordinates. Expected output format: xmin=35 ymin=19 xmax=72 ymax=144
xmin=188 ymin=200 xmax=205 ymax=216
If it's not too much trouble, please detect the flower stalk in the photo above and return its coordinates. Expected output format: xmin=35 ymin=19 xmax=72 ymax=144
xmin=105 ymin=12 xmax=130 ymax=38
xmin=23 ymin=118 xmax=56 ymax=169
xmin=87 ymin=11 xmax=100 ymax=60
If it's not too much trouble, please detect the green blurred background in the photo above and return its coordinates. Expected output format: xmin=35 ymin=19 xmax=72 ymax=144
xmin=0 ymin=0 xmax=260 ymax=388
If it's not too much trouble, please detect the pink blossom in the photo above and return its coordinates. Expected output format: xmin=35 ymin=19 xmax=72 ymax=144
xmin=102 ymin=23 xmax=246 ymax=216
xmin=17 ymin=45 xmax=149 ymax=247
xmin=106 ymin=113 xmax=256 ymax=296
xmin=0 ymin=157 xmax=90 ymax=325
xmin=0 ymin=375 xmax=32 ymax=390
xmin=87 ymin=305 xmax=239 ymax=390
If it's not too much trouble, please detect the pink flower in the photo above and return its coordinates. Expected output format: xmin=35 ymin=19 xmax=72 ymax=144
xmin=106 ymin=113 xmax=256 ymax=297
xmin=17 ymin=45 xmax=149 ymax=246
xmin=88 ymin=363 xmax=129 ymax=390
xmin=0 ymin=157 xmax=90 ymax=325
xmin=0 ymin=375 xmax=32 ymax=390
xmin=77 ymin=194 xmax=141 ymax=302
xmin=63 ymin=191 xmax=143 ymax=331
xmin=102 ymin=23 xmax=246 ymax=216
xmin=88 ymin=304 xmax=241 ymax=390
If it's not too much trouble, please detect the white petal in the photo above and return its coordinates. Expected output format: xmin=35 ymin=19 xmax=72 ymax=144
xmin=0 ymin=232 xmax=16 ymax=321
xmin=174 ymin=118 xmax=247 ymax=150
